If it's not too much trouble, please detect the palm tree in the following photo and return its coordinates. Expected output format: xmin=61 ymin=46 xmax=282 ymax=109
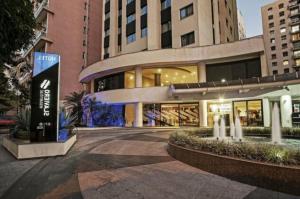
xmin=64 ymin=91 xmax=86 ymax=126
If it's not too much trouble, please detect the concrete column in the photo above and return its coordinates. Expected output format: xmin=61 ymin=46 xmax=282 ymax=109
xmin=199 ymin=100 xmax=208 ymax=127
xmin=134 ymin=102 xmax=143 ymax=127
xmin=147 ymin=0 xmax=160 ymax=50
xmin=90 ymin=80 xmax=95 ymax=94
xmin=280 ymin=95 xmax=293 ymax=128
xmin=109 ymin=0 xmax=118 ymax=57
xmin=260 ymin=53 xmax=269 ymax=77
xmin=135 ymin=66 xmax=142 ymax=88
xmin=262 ymin=98 xmax=270 ymax=127
xmin=198 ymin=62 xmax=206 ymax=83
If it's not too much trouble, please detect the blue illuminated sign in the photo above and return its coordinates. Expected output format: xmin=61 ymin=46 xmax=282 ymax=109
xmin=33 ymin=52 xmax=60 ymax=77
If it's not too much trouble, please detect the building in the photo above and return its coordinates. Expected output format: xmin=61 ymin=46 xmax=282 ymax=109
xmin=237 ymin=9 xmax=246 ymax=40
xmin=261 ymin=0 xmax=300 ymax=75
xmin=102 ymin=0 xmax=239 ymax=59
xmin=25 ymin=0 xmax=103 ymax=100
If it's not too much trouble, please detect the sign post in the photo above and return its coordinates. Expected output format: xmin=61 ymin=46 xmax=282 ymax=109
xmin=30 ymin=52 xmax=60 ymax=142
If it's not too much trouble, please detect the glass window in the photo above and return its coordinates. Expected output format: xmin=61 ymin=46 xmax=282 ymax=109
xmin=127 ymin=14 xmax=135 ymax=24
xmin=161 ymin=0 xmax=171 ymax=10
xmin=292 ymin=25 xmax=300 ymax=33
xmin=127 ymin=0 xmax=134 ymax=4
xmin=124 ymin=71 xmax=135 ymax=89
xmin=141 ymin=27 xmax=147 ymax=38
xmin=161 ymin=21 xmax=171 ymax=33
xmin=180 ymin=4 xmax=193 ymax=20
xmin=179 ymin=104 xmax=199 ymax=126
xmin=142 ymin=66 xmax=198 ymax=87
xmin=181 ymin=31 xmax=195 ymax=47
xmin=280 ymin=27 xmax=286 ymax=33
xmin=283 ymin=60 xmax=289 ymax=66
xmin=127 ymin=33 xmax=136 ymax=44
xmin=141 ymin=5 xmax=147 ymax=16
xmin=233 ymin=100 xmax=263 ymax=127
xmin=207 ymin=102 xmax=232 ymax=127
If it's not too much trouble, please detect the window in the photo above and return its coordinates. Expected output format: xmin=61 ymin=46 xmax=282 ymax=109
xmin=282 ymin=43 xmax=288 ymax=49
xmin=271 ymin=46 xmax=276 ymax=51
xmin=141 ymin=27 xmax=147 ymax=38
xmin=272 ymin=54 xmax=277 ymax=59
xmin=283 ymin=52 xmax=288 ymax=57
xmin=292 ymin=33 xmax=300 ymax=41
xmin=127 ymin=14 xmax=135 ymax=24
xmin=279 ymin=3 xmax=284 ymax=9
xmin=270 ymin=30 xmax=274 ymax=36
xmin=270 ymin=38 xmax=275 ymax=44
xmin=161 ymin=21 xmax=171 ymax=33
xmin=284 ymin=68 xmax=290 ymax=73
xmin=294 ymin=50 xmax=300 ymax=58
xmin=161 ymin=0 xmax=171 ymax=10
xmin=233 ymin=100 xmax=263 ymax=126
xmin=104 ymin=29 xmax=110 ymax=37
xmin=127 ymin=0 xmax=134 ymax=4
xmin=273 ymin=70 xmax=278 ymax=75
xmin=226 ymin=18 xmax=229 ymax=27
xmin=292 ymin=25 xmax=300 ymax=33
xmin=268 ymin=15 xmax=273 ymax=20
xmin=279 ymin=11 xmax=285 ymax=17
xmin=272 ymin=62 xmax=277 ymax=67
xmin=180 ymin=4 xmax=193 ymax=20
xmin=280 ymin=27 xmax=286 ymax=33
xmin=269 ymin=23 xmax=274 ymax=28
xmin=280 ymin=19 xmax=285 ymax=25
xmin=281 ymin=35 xmax=287 ymax=40
xmin=283 ymin=60 xmax=289 ymax=66
xmin=127 ymin=33 xmax=136 ymax=43
xmin=105 ymin=12 xmax=110 ymax=20
xmin=104 ymin=47 xmax=109 ymax=55
xmin=181 ymin=31 xmax=195 ymax=47
xmin=141 ymin=5 xmax=147 ymax=16
xmin=296 ymin=59 xmax=300 ymax=66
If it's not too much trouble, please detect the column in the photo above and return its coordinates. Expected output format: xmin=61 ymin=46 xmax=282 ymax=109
xmin=147 ymin=0 xmax=160 ymax=50
xmin=260 ymin=53 xmax=269 ymax=77
xmin=109 ymin=0 xmax=118 ymax=57
xmin=134 ymin=102 xmax=143 ymax=127
xmin=135 ymin=66 xmax=142 ymax=88
xmin=199 ymin=100 xmax=208 ymax=127
xmin=262 ymin=98 xmax=270 ymax=127
xmin=198 ymin=62 xmax=206 ymax=83
xmin=280 ymin=95 xmax=293 ymax=128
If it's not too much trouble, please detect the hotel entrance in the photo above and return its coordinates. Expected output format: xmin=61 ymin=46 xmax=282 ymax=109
xmin=143 ymin=103 xmax=199 ymax=127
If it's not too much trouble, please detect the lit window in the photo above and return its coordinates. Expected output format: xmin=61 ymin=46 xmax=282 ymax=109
xmin=292 ymin=25 xmax=300 ymax=33
xmin=280 ymin=27 xmax=286 ymax=33
xmin=283 ymin=60 xmax=289 ymax=66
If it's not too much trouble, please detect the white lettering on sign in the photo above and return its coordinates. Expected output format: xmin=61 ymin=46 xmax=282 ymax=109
xmin=39 ymin=79 xmax=51 ymax=117
xmin=37 ymin=55 xmax=57 ymax=62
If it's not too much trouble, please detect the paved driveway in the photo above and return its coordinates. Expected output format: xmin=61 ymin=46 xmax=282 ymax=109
xmin=0 ymin=129 xmax=299 ymax=199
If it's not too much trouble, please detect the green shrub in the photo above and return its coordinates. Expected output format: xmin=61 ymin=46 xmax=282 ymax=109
xmin=169 ymin=131 xmax=300 ymax=166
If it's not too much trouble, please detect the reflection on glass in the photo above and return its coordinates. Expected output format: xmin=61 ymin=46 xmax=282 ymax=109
xmin=142 ymin=66 xmax=198 ymax=87
xmin=179 ymin=104 xmax=199 ymax=126
xmin=207 ymin=103 xmax=232 ymax=127
xmin=125 ymin=71 xmax=135 ymax=89
xmin=143 ymin=104 xmax=161 ymax=127
xmin=161 ymin=104 xmax=180 ymax=127
xmin=233 ymin=100 xmax=263 ymax=127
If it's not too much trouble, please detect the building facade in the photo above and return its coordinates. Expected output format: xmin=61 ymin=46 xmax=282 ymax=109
xmin=26 ymin=0 xmax=103 ymax=100
xmin=102 ymin=0 xmax=239 ymax=59
xmin=237 ymin=9 xmax=246 ymax=40
xmin=262 ymin=0 xmax=300 ymax=75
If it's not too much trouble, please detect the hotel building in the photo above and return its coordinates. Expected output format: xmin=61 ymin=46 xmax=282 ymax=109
xmin=26 ymin=0 xmax=103 ymax=99
xmin=262 ymin=0 xmax=300 ymax=75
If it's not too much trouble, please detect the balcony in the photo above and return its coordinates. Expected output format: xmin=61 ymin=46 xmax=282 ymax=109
xmin=33 ymin=0 xmax=53 ymax=22
xmin=290 ymin=16 xmax=300 ymax=25
xmin=289 ymin=0 xmax=300 ymax=9
xmin=22 ymin=29 xmax=52 ymax=57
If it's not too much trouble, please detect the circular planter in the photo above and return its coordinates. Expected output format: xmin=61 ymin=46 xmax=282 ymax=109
xmin=168 ymin=142 xmax=300 ymax=196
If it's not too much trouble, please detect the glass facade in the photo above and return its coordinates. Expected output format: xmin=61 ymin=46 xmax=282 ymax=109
xmin=143 ymin=103 xmax=199 ymax=127
xmin=233 ymin=100 xmax=263 ymax=127
xmin=206 ymin=58 xmax=261 ymax=82
xmin=142 ymin=66 xmax=198 ymax=87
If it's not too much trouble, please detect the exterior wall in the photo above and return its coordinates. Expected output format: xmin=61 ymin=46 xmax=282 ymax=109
xmin=102 ymin=0 xmax=239 ymax=60
xmin=237 ymin=9 xmax=246 ymax=40
xmin=261 ymin=0 xmax=293 ymax=75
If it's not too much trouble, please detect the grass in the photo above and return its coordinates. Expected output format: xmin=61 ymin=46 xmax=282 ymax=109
xmin=169 ymin=130 xmax=300 ymax=166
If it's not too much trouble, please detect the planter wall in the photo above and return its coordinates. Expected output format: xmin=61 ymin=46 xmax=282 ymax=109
xmin=168 ymin=143 xmax=300 ymax=196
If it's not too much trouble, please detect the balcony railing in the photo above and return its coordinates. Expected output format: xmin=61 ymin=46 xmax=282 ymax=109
xmin=21 ymin=29 xmax=47 ymax=57
xmin=34 ymin=0 xmax=49 ymax=18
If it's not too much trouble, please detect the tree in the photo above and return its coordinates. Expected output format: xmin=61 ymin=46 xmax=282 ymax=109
xmin=0 ymin=0 xmax=35 ymax=65
xmin=64 ymin=91 xmax=86 ymax=126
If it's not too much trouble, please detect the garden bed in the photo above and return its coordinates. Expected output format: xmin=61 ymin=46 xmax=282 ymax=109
xmin=168 ymin=131 xmax=300 ymax=195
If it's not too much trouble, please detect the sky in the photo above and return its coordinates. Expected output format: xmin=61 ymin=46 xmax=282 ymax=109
xmin=237 ymin=0 xmax=276 ymax=37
